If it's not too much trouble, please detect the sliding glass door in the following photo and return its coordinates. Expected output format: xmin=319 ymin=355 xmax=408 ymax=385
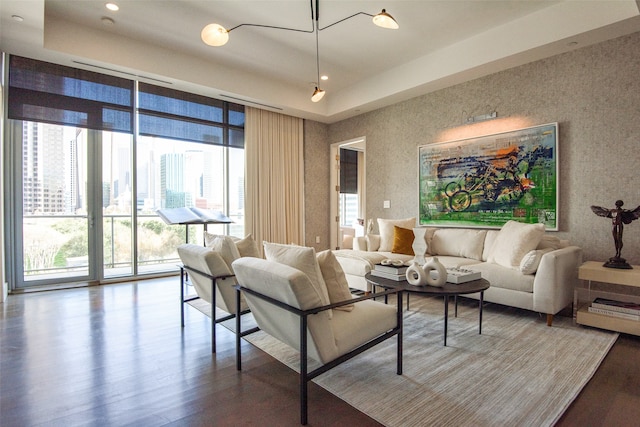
xmin=4 ymin=55 xmax=245 ymax=290
xmin=8 ymin=121 xmax=137 ymax=288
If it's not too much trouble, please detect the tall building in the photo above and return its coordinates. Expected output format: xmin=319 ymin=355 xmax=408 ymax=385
xmin=22 ymin=122 xmax=66 ymax=214
xmin=160 ymin=153 xmax=188 ymax=208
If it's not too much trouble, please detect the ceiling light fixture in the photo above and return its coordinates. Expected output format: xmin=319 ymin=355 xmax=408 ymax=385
xmin=372 ymin=9 xmax=399 ymax=30
xmin=105 ymin=3 xmax=119 ymax=12
xmin=201 ymin=0 xmax=398 ymax=102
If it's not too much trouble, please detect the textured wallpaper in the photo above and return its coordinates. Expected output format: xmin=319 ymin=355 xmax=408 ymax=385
xmin=304 ymin=31 xmax=640 ymax=266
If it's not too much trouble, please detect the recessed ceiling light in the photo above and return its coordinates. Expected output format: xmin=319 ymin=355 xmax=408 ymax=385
xmin=102 ymin=17 xmax=115 ymax=26
xmin=105 ymin=3 xmax=119 ymax=11
xmin=11 ymin=15 xmax=24 ymax=22
xmin=321 ymin=75 xmax=329 ymax=81
xmin=567 ymin=41 xmax=578 ymax=46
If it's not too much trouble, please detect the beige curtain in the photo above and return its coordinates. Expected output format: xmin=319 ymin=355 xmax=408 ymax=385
xmin=245 ymin=107 xmax=304 ymax=247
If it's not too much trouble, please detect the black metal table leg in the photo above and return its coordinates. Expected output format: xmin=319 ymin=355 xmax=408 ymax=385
xmin=479 ymin=290 xmax=484 ymax=335
xmin=454 ymin=295 xmax=458 ymax=317
xmin=443 ymin=295 xmax=449 ymax=346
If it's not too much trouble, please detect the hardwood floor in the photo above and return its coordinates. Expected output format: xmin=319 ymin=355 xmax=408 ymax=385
xmin=1 ymin=277 xmax=639 ymax=426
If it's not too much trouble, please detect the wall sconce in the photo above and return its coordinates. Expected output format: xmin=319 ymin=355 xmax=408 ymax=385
xmin=465 ymin=111 xmax=498 ymax=124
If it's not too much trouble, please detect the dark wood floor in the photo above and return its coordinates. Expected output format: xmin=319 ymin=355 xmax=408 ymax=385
xmin=1 ymin=277 xmax=639 ymax=426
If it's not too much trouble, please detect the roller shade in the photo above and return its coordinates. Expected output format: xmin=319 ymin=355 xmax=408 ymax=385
xmin=340 ymin=148 xmax=358 ymax=194
xmin=8 ymin=56 xmax=134 ymax=133
xmin=138 ymin=82 xmax=244 ymax=147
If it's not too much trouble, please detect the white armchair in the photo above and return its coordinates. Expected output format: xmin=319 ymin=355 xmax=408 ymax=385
xmin=177 ymin=243 xmax=252 ymax=353
xmin=232 ymin=257 xmax=403 ymax=425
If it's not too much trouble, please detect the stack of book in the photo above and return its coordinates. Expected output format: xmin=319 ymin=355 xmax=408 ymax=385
xmin=587 ymin=297 xmax=640 ymax=321
xmin=371 ymin=263 xmax=408 ymax=281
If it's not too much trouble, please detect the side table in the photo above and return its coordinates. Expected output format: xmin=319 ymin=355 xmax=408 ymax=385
xmin=575 ymin=261 xmax=640 ymax=335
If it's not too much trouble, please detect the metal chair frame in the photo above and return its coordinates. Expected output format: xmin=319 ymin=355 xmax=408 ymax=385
xmin=234 ymin=284 xmax=403 ymax=425
xmin=180 ymin=265 xmax=255 ymax=353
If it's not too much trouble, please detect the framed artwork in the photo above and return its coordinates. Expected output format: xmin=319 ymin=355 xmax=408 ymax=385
xmin=418 ymin=123 xmax=558 ymax=230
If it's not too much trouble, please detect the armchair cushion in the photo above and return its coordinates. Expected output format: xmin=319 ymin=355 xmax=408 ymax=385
xmin=236 ymin=234 xmax=261 ymax=258
xmin=205 ymin=234 xmax=241 ymax=270
xmin=316 ymin=250 xmax=354 ymax=311
xmin=332 ymin=300 xmax=398 ymax=356
xmin=177 ymin=243 xmax=242 ymax=314
xmin=232 ymin=257 xmax=336 ymax=363
xmin=263 ymin=242 xmax=332 ymax=316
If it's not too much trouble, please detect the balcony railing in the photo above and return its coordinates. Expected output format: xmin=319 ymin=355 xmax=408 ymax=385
xmin=22 ymin=213 xmax=243 ymax=281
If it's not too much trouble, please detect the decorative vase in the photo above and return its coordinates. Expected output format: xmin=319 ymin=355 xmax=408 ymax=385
xmin=423 ymin=256 xmax=447 ymax=287
xmin=412 ymin=227 xmax=428 ymax=266
xmin=405 ymin=262 xmax=427 ymax=286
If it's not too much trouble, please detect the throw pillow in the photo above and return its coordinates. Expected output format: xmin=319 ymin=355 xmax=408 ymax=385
xmin=537 ymin=235 xmax=562 ymax=251
xmin=488 ymin=220 xmax=545 ymax=268
xmin=378 ymin=217 xmax=416 ymax=252
xmin=235 ymin=234 xmax=261 ymax=258
xmin=316 ymin=250 xmax=354 ymax=311
xmin=366 ymin=234 xmax=381 ymax=251
xmin=204 ymin=231 xmax=239 ymax=247
xmin=208 ymin=235 xmax=241 ymax=271
xmin=519 ymin=248 xmax=553 ymax=275
xmin=482 ymin=230 xmax=500 ymax=261
xmin=263 ymin=242 xmax=332 ymax=316
xmin=391 ymin=226 xmax=415 ymax=255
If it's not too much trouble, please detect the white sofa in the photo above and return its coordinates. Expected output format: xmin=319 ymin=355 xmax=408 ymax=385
xmin=333 ymin=219 xmax=583 ymax=326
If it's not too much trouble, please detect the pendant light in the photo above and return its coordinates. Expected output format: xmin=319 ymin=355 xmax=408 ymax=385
xmin=200 ymin=1 xmax=399 ymax=102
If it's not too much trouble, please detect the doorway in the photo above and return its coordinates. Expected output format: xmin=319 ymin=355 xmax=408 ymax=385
xmin=329 ymin=137 xmax=366 ymax=250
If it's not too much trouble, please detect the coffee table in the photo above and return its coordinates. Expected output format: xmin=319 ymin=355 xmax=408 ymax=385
xmin=365 ymin=273 xmax=490 ymax=346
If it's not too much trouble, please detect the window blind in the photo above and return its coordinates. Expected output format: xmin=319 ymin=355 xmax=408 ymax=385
xmin=138 ymin=82 xmax=244 ymax=147
xmin=8 ymin=56 xmax=134 ymax=133
xmin=340 ymin=148 xmax=358 ymax=194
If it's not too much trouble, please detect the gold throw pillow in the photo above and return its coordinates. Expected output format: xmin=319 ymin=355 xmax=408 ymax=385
xmin=391 ymin=226 xmax=414 ymax=255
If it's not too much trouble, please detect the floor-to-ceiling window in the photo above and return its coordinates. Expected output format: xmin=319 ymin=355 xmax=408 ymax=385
xmin=4 ymin=56 xmax=244 ymax=289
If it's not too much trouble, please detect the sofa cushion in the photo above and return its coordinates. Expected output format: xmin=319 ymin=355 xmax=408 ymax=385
xmin=466 ymin=262 xmax=536 ymax=293
xmin=333 ymin=250 xmax=391 ymax=276
xmin=366 ymin=234 xmax=381 ymax=251
xmin=378 ymin=217 xmax=416 ymax=252
xmin=428 ymin=255 xmax=484 ymax=269
xmin=391 ymin=226 xmax=415 ymax=255
xmin=519 ymin=248 xmax=554 ymax=275
xmin=263 ymin=242 xmax=331 ymax=317
xmin=488 ymin=221 xmax=545 ymax=268
xmin=430 ymin=229 xmax=486 ymax=260
xmin=424 ymin=227 xmax=438 ymax=254
xmin=317 ymin=250 xmax=354 ymax=311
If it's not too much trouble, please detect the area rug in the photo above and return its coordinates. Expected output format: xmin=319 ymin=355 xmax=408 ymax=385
xmin=238 ymin=295 xmax=617 ymax=427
